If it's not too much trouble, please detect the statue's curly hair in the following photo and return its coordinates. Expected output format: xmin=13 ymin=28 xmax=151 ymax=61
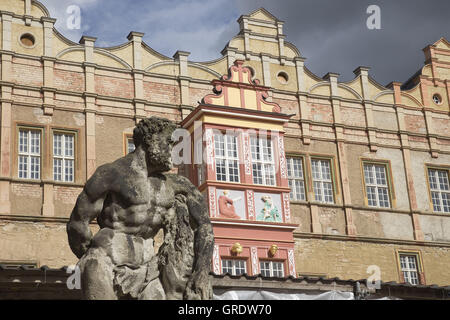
xmin=133 ymin=117 xmax=176 ymax=147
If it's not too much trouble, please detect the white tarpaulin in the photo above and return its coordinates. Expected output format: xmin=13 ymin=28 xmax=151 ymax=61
xmin=214 ymin=290 xmax=355 ymax=300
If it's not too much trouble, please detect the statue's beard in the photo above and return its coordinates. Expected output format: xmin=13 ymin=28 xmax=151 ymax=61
xmin=146 ymin=150 xmax=173 ymax=172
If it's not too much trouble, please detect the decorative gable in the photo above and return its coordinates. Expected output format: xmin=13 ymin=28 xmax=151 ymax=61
xmin=202 ymin=60 xmax=281 ymax=113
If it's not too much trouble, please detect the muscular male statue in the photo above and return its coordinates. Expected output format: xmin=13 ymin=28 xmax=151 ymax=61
xmin=66 ymin=117 xmax=214 ymax=300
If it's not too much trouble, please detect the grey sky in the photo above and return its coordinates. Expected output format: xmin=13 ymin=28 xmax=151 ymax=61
xmin=40 ymin=0 xmax=449 ymax=85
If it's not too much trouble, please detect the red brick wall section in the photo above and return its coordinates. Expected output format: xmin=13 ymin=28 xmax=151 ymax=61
xmin=310 ymin=103 xmax=334 ymax=123
xmin=54 ymin=186 xmax=82 ymax=205
xmin=11 ymin=58 xmax=43 ymax=87
xmin=144 ymin=81 xmax=180 ymax=105
xmin=95 ymin=75 xmax=134 ymax=99
xmin=11 ymin=183 xmax=41 ymax=198
xmin=54 ymin=69 xmax=85 ymax=92
xmin=272 ymin=98 xmax=299 ymax=119
xmin=404 ymin=114 xmax=427 ymax=134
xmin=189 ymin=87 xmax=211 ymax=107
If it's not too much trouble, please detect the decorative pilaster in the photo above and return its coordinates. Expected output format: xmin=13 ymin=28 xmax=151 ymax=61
xmin=2 ymin=12 xmax=13 ymax=51
xmin=250 ymin=247 xmax=259 ymax=275
xmin=287 ymin=249 xmax=296 ymax=277
xmin=212 ymin=245 xmax=221 ymax=275
xmin=173 ymin=50 xmax=191 ymax=119
xmin=80 ymin=36 xmax=98 ymax=179
xmin=42 ymin=17 xmax=56 ymax=57
xmin=392 ymin=82 xmax=424 ymax=241
xmin=261 ymin=54 xmax=271 ymax=88
xmin=326 ymin=72 xmax=356 ymax=235
xmin=355 ymin=66 xmax=378 ymax=151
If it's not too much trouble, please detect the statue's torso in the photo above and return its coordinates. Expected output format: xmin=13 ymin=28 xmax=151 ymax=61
xmin=98 ymin=171 xmax=177 ymax=240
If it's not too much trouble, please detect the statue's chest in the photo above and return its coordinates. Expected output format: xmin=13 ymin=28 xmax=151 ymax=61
xmin=118 ymin=175 xmax=175 ymax=210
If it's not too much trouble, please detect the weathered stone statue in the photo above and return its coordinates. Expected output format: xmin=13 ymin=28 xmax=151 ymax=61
xmin=66 ymin=117 xmax=214 ymax=300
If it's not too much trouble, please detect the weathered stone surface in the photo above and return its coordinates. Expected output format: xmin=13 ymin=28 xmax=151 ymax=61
xmin=67 ymin=117 xmax=214 ymax=300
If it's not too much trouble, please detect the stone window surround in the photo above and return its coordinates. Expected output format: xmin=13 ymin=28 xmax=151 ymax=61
xmin=425 ymin=164 xmax=450 ymax=213
xmin=360 ymin=159 xmax=396 ymax=209
xmin=13 ymin=123 xmax=80 ymax=185
xmin=286 ymin=156 xmax=307 ymax=201
xmin=285 ymin=152 xmax=340 ymax=206
xmin=395 ymin=250 xmax=425 ymax=285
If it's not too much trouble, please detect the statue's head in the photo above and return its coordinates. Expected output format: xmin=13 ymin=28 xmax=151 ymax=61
xmin=133 ymin=117 xmax=177 ymax=172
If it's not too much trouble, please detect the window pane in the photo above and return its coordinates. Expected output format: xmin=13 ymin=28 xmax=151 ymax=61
xmin=19 ymin=155 xmax=28 ymax=178
xmin=65 ymin=159 xmax=74 ymax=182
xmin=127 ymin=138 xmax=135 ymax=154
xmin=54 ymin=158 xmax=62 ymax=181
xmin=65 ymin=135 xmax=74 ymax=157
xmin=54 ymin=134 xmax=62 ymax=156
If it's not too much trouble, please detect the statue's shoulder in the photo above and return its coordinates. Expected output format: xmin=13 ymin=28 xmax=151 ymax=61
xmin=85 ymin=156 xmax=130 ymax=194
xmin=165 ymin=173 xmax=196 ymax=191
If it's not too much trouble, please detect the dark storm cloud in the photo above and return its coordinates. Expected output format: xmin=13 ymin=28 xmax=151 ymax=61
xmin=40 ymin=0 xmax=449 ymax=85
xmin=237 ymin=0 xmax=450 ymax=84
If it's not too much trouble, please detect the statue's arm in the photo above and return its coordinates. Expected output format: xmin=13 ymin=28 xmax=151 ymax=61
xmin=66 ymin=166 xmax=111 ymax=258
xmin=185 ymin=185 xmax=215 ymax=299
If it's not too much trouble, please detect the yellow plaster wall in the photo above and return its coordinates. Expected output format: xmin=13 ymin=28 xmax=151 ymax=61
xmin=344 ymin=77 xmax=363 ymax=98
xmin=295 ymin=237 xmax=450 ymax=286
xmin=310 ymin=83 xmax=331 ymax=96
xmin=94 ymin=52 xmax=128 ymax=69
xmin=284 ymin=45 xmax=298 ymax=58
xmin=401 ymin=93 xmax=422 ymax=108
xmin=436 ymin=67 xmax=450 ymax=80
xmin=141 ymin=45 xmax=165 ymax=70
xmin=249 ymin=24 xmax=277 ymax=36
xmin=188 ymin=66 xmax=218 ymax=81
xmin=368 ymin=80 xmax=386 ymax=100
xmin=374 ymin=92 xmax=395 ymax=104
xmin=109 ymin=43 xmax=133 ymax=68
xmin=270 ymin=64 xmax=297 ymax=92
xmin=201 ymin=57 xmax=228 ymax=76
xmin=58 ymin=50 xmax=84 ymax=63
xmin=148 ymin=63 xmax=179 ymax=76
xmin=242 ymin=60 xmax=263 ymax=84
xmin=1 ymin=0 xmax=24 ymax=15
xmin=31 ymin=2 xmax=47 ymax=18
xmin=12 ymin=23 xmax=44 ymax=56
xmin=250 ymin=11 xmax=275 ymax=22
xmin=229 ymin=37 xmax=245 ymax=51
xmin=403 ymin=85 xmax=423 ymax=105
xmin=428 ymin=86 xmax=449 ymax=111
xmin=250 ymin=39 xmax=279 ymax=56
xmin=53 ymin=33 xmax=72 ymax=58
xmin=435 ymin=53 xmax=450 ymax=63
xmin=339 ymin=85 xmax=361 ymax=100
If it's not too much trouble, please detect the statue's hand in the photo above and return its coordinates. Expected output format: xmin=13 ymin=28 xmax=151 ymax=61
xmin=184 ymin=270 xmax=212 ymax=300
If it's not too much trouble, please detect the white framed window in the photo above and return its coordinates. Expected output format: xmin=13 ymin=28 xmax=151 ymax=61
xmin=127 ymin=137 xmax=135 ymax=154
xmin=363 ymin=163 xmax=391 ymax=208
xmin=287 ymin=157 xmax=306 ymax=201
xmin=221 ymin=259 xmax=247 ymax=276
xmin=259 ymin=261 xmax=284 ymax=278
xmin=399 ymin=254 xmax=420 ymax=285
xmin=311 ymin=159 xmax=334 ymax=203
xmin=214 ymin=133 xmax=240 ymax=183
xmin=251 ymin=137 xmax=275 ymax=186
xmin=53 ymin=132 xmax=75 ymax=182
xmin=18 ymin=128 xmax=41 ymax=180
xmin=428 ymin=168 xmax=450 ymax=213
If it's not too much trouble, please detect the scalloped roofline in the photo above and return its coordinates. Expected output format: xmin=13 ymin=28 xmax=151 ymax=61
xmin=32 ymin=0 xmax=50 ymax=17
